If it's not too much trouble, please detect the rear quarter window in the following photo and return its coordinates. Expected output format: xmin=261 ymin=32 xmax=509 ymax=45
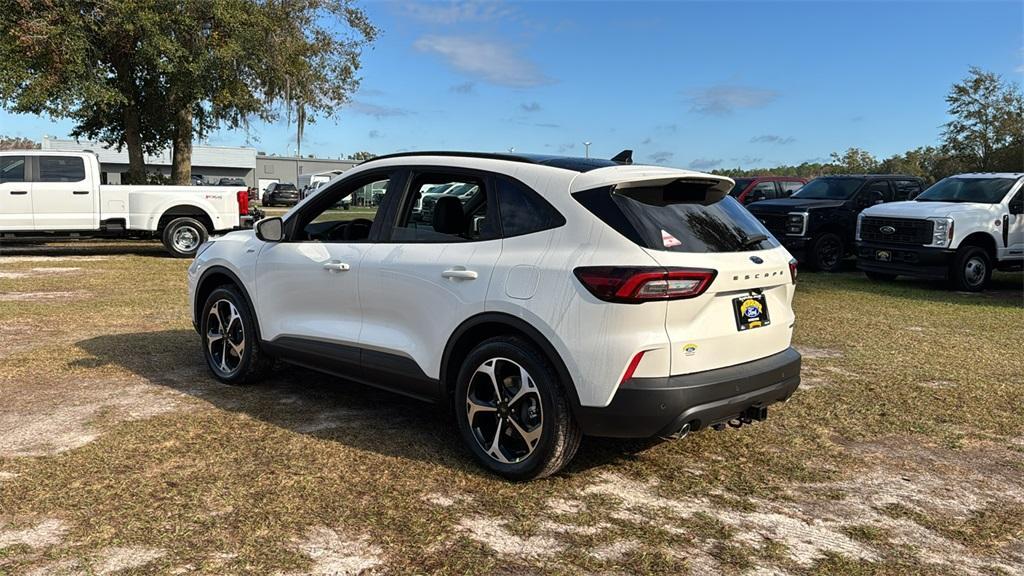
xmin=38 ymin=156 xmax=85 ymax=182
xmin=573 ymin=182 xmax=778 ymax=253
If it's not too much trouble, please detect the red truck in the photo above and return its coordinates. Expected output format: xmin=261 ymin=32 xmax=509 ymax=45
xmin=729 ymin=176 xmax=807 ymax=205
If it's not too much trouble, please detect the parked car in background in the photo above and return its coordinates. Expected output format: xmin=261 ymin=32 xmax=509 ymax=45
xmin=747 ymin=175 xmax=925 ymax=271
xmin=188 ymin=151 xmax=801 ymax=480
xmin=857 ymin=173 xmax=1023 ymax=291
xmin=191 ymin=174 xmax=206 ymax=186
xmin=729 ymin=177 xmax=807 ymax=205
xmin=217 ymin=177 xmax=246 ymax=187
xmin=261 ymin=182 xmax=299 ymax=207
xmin=0 ymin=150 xmax=254 ymax=257
xmin=418 ymin=182 xmax=481 ymax=222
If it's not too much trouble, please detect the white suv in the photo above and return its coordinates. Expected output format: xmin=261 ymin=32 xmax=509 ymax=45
xmin=187 ymin=152 xmax=802 ymax=480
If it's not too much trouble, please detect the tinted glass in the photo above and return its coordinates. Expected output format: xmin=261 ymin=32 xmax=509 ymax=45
xmin=496 ymin=176 xmax=565 ymax=237
xmin=574 ymin=184 xmax=778 ymax=253
xmin=394 ymin=173 xmax=495 ymax=243
xmin=915 ymin=177 xmax=1018 ymax=204
xmin=780 ymin=181 xmax=804 ymax=193
xmin=0 ymin=156 xmax=26 ymax=183
xmin=728 ymin=178 xmax=754 ymax=197
xmin=791 ymin=177 xmax=863 ymax=200
xmin=275 ymin=184 xmax=297 ymax=192
xmin=749 ymin=181 xmax=777 ymax=201
xmin=863 ymin=181 xmax=891 ymax=201
xmin=38 ymin=156 xmax=85 ymax=182
xmin=892 ymin=180 xmax=921 ymax=201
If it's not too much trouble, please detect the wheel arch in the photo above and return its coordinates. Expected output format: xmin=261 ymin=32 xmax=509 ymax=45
xmin=958 ymin=231 xmax=998 ymax=259
xmin=156 ymin=203 xmax=216 ymax=234
xmin=440 ymin=312 xmax=582 ymax=412
xmin=194 ymin=265 xmax=262 ymax=339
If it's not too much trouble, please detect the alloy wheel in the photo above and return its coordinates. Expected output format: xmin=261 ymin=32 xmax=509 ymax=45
xmin=466 ymin=357 xmax=544 ymax=464
xmin=207 ymin=299 xmax=245 ymax=376
xmin=817 ymin=237 xmax=841 ymax=269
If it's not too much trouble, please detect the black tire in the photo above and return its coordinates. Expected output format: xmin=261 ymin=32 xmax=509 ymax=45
xmin=161 ymin=217 xmax=208 ymax=258
xmin=200 ymin=286 xmax=270 ymax=385
xmin=807 ymin=232 xmax=845 ymax=272
xmin=949 ymin=245 xmax=992 ymax=292
xmin=864 ymin=271 xmax=897 ymax=282
xmin=454 ymin=336 xmax=581 ymax=481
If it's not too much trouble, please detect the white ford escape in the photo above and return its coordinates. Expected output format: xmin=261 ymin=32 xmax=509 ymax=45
xmin=187 ymin=151 xmax=801 ymax=480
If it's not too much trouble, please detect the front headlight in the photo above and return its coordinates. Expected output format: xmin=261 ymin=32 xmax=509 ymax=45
xmin=855 ymin=213 xmax=864 ymax=241
xmin=927 ymin=217 xmax=954 ymax=247
xmin=786 ymin=212 xmax=807 ymax=236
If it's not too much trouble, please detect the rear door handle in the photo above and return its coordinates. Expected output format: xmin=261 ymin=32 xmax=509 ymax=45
xmin=442 ymin=268 xmax=478 ymax=280
xmin=10 ymin=190 xmax=27 ymax=195
xmin=73 ymin=190 xmax=89 ymax=195
xmin=323 ymin=261 xmax=350 ymax=272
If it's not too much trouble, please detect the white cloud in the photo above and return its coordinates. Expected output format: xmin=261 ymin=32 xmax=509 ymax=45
xmin=649 ymin=151 xmax=674 ymax=164
xmin=397 ymin=1 xmax=515 ymax=25
xmin=413 ymin=35 xmax=552 ymax=88
xmin=688 ymin=158 xmax=722 ymax=170
xmin=750 ymin=134 xmax=796 ymax=145
xmin=685 ymin=84 xmax=779 ymax=116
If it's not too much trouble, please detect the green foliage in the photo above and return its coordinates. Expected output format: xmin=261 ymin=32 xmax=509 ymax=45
xmin=942 ymin=67 xmax=1024 ymax=172
xmin=346 ymin=151 xmax=377 ymax=161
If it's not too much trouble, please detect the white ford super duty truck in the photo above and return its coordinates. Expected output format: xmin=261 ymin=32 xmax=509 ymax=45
xmin=0 ymin=150 xmax=258 ymax=257
xmin=856 ymin=173 xmax=1024 ymax=291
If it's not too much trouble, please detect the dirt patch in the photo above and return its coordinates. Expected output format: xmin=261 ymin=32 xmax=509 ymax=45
xmin=94 ymin=546 xmax=166 ymax=575
xmin=422 ymin=492 xmax=472 ymax=508
xmin=0 ymin=380 xmax=182 ymax=457
xmin=590 ymin=538 xmax=640 ymax=561
xmin=0 ymin=471 xmax=17 ymax=482
xmin=0 ymin=518 xmax=67 ymax=548
xmin=0 ymin=291 xmax=90 ymax=302
xmin=457 ymin=516 xmax=562 ymax=558
xmin=920 ymin=380 xmax=957 ymax=389
xmin=283 ymin=527 xmax=383 ymax=576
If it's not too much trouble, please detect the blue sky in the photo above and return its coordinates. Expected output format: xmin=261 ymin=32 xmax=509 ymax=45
xmin=2 ymin=1 xmax=1022 ymax=169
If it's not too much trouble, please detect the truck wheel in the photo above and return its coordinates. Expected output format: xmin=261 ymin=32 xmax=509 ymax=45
xmin=162 ymin=217 xmax=208 ymax=258
xmin=455 ymin=336 xmax=581 ymax=481
xmin=200 ymin=286 xmax=270 ymax=385
xmin=864 ymin=271 xmax=897 ymax=282
xmin=949 ymin=246 xmax=991 ymax=292
xmin=808 ymin=233 xmax=845 ymax=272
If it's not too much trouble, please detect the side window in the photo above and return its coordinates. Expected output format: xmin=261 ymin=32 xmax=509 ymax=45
xmin=495 ymin=176 xmax=565 ymax=236
xmin=780 ymin=181 xmax=803 ymax=195
xmin=298 ymin=175 xmax=390 ymax=242
xmin=862 ymin=180 xmax=892 ymax=204
xmin=38 ymin=156 xmax=85 ymax=183
xmin=747 ymin=181 xmax=777 ymax=203
xmin=0 ymin=156 xmax=26 ymax=183
xmin=392 ymin=172 xmax=496 ymax=243
xmin=893 ymin=180 xmax=922 ymax=201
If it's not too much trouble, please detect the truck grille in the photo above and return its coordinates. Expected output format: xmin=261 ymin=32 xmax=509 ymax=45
xmin=755 ymin=213 xmax=789 ymax=237
xmin=860 ymin=217 xmax=934 ymax=245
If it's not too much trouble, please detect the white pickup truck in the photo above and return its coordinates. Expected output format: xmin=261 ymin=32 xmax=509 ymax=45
xmin=0 ymin=150 xmax=257 ymax=257
xmin=856 ymin=173 xmax=1024 ymax=291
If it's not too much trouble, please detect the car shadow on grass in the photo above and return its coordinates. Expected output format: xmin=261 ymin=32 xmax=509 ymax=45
xmin=801 ymin=269 xmax=1023 ymax=308
xmin=0 ymin=241 xmax=169 ymax=258
xmin=72 ymin=329 xmax=646 ymax=478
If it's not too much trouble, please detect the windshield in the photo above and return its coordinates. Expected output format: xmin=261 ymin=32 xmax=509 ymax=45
xmin=915 ymin=177 xmax=1019 ymax=204
xmin=791 ymin=177 xmax=863 ymax=200
xmin=728 ymin=178 xmax=754 ymax=197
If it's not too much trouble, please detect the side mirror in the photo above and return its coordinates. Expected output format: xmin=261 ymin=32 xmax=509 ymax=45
xmin=256 ymin=217 xmax=284 ymax=242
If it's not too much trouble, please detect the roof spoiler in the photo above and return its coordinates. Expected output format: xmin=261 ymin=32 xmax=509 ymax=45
xmin=611 ymin=149 xmax=633 ymax=165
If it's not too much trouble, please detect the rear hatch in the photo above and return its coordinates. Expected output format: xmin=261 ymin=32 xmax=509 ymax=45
xmin=572 ymin=170 xmax=796 ymax=376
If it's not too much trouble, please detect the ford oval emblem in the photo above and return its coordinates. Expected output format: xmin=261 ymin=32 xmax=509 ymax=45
xmin=749 ymin=256 xmax=764 ymax=264
xmin=880 ymin=225 xmax=896 ymax=235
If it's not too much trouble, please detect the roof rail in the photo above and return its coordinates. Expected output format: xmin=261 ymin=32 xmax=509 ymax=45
xmin=358 ymin=151 xmax=539 ymax=166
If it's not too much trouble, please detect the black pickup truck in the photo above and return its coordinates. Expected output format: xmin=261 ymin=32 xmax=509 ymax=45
xmin=746 ymin=175 xmax=925 ymax=271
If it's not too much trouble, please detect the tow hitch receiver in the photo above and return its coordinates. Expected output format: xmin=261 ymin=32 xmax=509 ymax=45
xmin=712 ymin=405 xmax=768 ymax=431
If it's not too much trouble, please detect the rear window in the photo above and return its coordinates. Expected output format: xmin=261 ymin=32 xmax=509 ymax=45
xmin=573 ymin=182 xmax=778 ymax=253
xmin=38 ymin=156 xmax=85 ymax=182
xmin=276 ymin=184 xmax=298 ymax=192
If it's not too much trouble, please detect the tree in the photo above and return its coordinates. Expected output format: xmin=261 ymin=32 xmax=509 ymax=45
xmin=0 ymin=136 xmax=40 ymax=151
xmin=347 ymin=151 xmax=377 ymax=161
xmin=828 ymin=147 xmax=878 ymax=174
xmin=0 ymin=1 xmax=378 ymax=185
xmin=0 ymin=2 xmax=168 ymax=183
xmin=154 ymin=0 xmax=378 ymax=183
xmin=942 ymin=67 xmax=1024 ymax=172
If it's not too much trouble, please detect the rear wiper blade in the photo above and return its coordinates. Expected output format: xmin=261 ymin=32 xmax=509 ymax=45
xmin=740 ymin=234 xmax=769 ymax=249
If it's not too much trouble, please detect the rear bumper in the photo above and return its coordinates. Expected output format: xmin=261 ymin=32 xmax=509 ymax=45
xmin=575 ymin=347 xmax=801 ymax=438
xmin=856 ymin=241 xmax=954 ymax=279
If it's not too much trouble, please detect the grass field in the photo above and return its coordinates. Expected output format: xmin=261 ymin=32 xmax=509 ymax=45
xmin=1 ymin=241 xmax=1022 ymax=575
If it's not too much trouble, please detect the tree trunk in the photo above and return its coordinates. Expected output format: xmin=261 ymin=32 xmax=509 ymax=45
xmin=171 ymin=105 xmax=193 ymax=185
xmin=122 ymin=105 xmax=146 ymax=184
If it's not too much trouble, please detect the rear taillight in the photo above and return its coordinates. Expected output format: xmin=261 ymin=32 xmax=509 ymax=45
xmin=574 ymin=267 xmax=716 ymax=303
xmin=236 ymin=189 xmax=249 ymax=215
xmin=788 ymin=258 xmax=798 ymax=284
